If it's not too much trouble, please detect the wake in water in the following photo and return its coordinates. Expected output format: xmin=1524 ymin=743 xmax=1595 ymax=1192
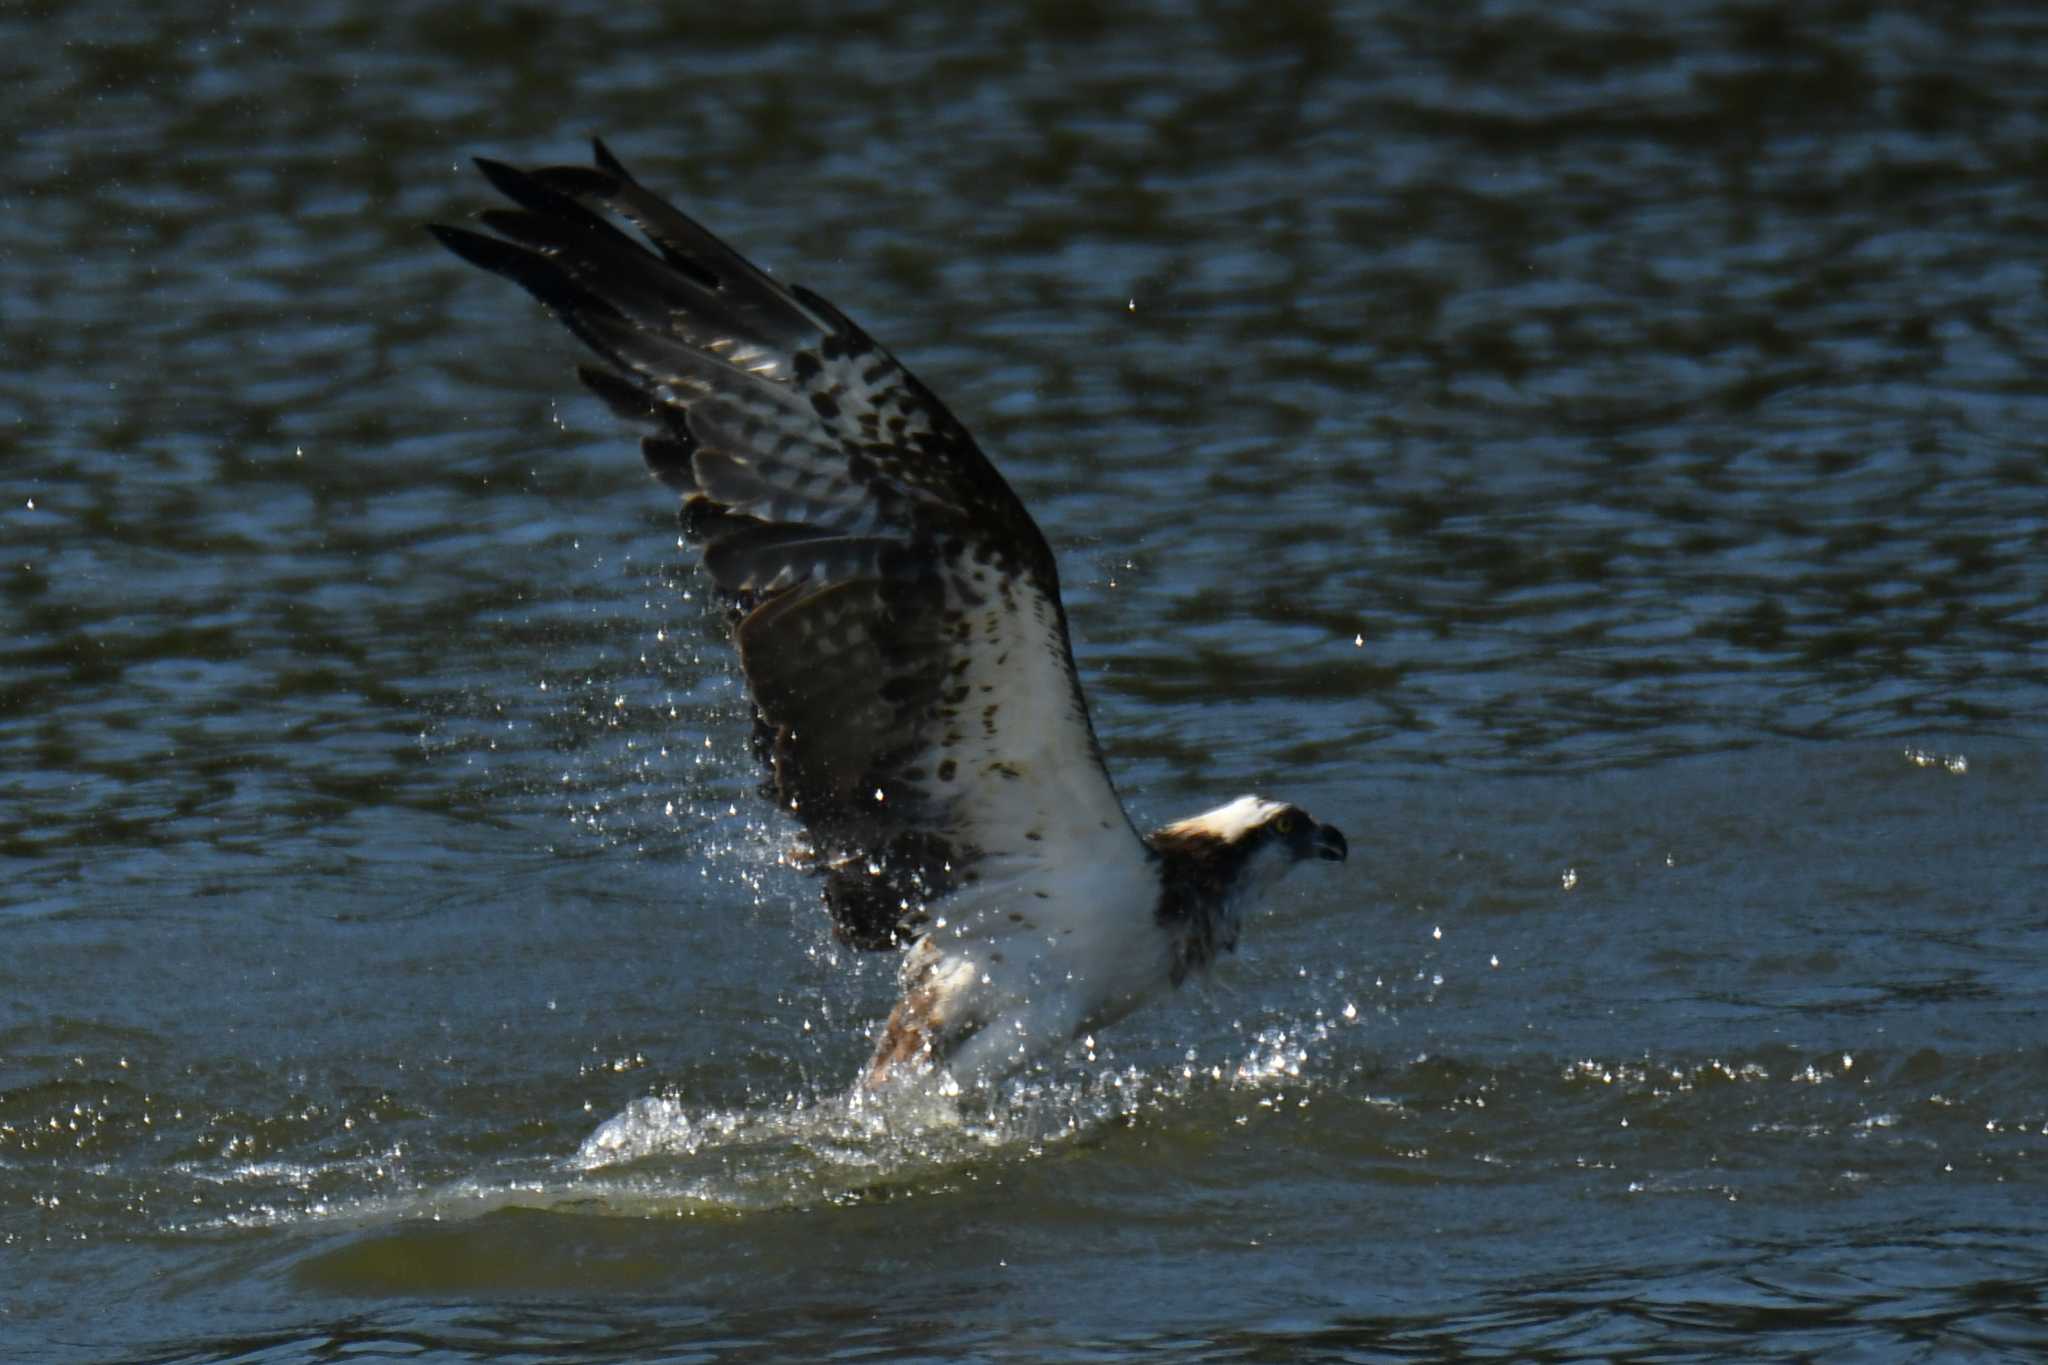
xmin=172 ymin=991 xmax=1384 ymax=1242
xmin=554 ymin=1004 xmax=1371 ymax=1213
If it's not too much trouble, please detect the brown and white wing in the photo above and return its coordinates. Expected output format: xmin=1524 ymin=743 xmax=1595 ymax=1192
xmin=432 ymin=142 xmax=1148 ymax=948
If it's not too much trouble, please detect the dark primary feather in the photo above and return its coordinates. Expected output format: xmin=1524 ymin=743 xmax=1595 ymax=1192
xmin=432 ymin=142 xmax=1125 ymax=950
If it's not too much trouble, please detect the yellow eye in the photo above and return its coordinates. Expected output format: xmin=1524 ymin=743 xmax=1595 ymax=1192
xmin=1274 ymin=812 xmax=1299 ymax=835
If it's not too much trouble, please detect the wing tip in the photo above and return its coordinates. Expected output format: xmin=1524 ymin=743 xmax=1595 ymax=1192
xmin=425 ymin=221 xmax=520 ymax=276
xmin=470 ymin=155 xmax=527 ymax=202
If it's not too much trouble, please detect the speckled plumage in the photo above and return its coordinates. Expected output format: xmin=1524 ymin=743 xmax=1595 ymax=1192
xmin=433 ymin=143 xmax=1347 ymax=1089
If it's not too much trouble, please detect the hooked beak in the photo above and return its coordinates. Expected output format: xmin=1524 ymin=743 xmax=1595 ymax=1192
xmin=1313 ymin=823 xmax=1348 ymax=862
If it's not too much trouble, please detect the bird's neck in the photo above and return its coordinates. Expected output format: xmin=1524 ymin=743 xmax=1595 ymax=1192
xmin=1150 ymin=839 xmax=1250 ymax=987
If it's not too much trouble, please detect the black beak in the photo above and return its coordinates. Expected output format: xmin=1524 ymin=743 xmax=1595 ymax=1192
xmin=1313 ymin=823 xmax=1348 ymax=862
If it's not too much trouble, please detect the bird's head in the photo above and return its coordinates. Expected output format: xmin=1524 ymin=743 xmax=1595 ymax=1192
xmin=1153 ymin=794 xmax=1348 ymax=894
xmin=1148 ymin=796 xmax=1348 ymax=976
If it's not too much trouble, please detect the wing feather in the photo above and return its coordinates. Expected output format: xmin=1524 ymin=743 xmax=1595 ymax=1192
xmin=433 ymin=142 xmax=1149 ymax=949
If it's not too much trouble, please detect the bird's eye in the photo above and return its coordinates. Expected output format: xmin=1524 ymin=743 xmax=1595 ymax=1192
xmin=1274 ymin=812 xmax=1299 ymax=835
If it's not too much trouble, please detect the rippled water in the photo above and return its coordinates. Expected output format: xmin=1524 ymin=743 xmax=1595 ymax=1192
xmin=6 ymin=1 xmax=2047 ymax=1360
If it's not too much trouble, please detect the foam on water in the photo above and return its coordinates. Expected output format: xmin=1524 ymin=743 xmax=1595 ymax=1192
xmin=177 ymin=1006 xmax=1380 ymax=1239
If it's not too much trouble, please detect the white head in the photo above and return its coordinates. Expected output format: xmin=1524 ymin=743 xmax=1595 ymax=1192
xmin=1154 ymin=794 xmax=1350 ymax=897
xmin=1149 ymin=795 xmax=1350 ymax=974
xmin=1161 ymin=794 xmax=1292 ymax=843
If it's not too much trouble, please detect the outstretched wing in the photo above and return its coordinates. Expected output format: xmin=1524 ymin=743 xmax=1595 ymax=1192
xmin=432 ymin=142 xmax=1146 ymax=949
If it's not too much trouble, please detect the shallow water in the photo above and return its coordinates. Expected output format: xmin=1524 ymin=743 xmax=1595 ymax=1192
xmin=6 ymin=1 xmax=2048 ymax=1360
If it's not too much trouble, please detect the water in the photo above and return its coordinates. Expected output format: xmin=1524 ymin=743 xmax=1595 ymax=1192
xmin=5 ymin=0 xmax=2047 ymax=1358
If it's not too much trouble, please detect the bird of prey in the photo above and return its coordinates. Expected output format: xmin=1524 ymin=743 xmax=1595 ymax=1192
xmin=431 ymin=142 xmax=1348 ymax=1091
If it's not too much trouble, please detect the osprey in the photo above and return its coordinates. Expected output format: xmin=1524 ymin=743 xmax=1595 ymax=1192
xmin=432 ymin=143 xmax=1348 ymax=1090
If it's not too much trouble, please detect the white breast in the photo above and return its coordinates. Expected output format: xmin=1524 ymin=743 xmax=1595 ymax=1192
xmin=907 ymin=851 xmax=1172 ymax=1086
